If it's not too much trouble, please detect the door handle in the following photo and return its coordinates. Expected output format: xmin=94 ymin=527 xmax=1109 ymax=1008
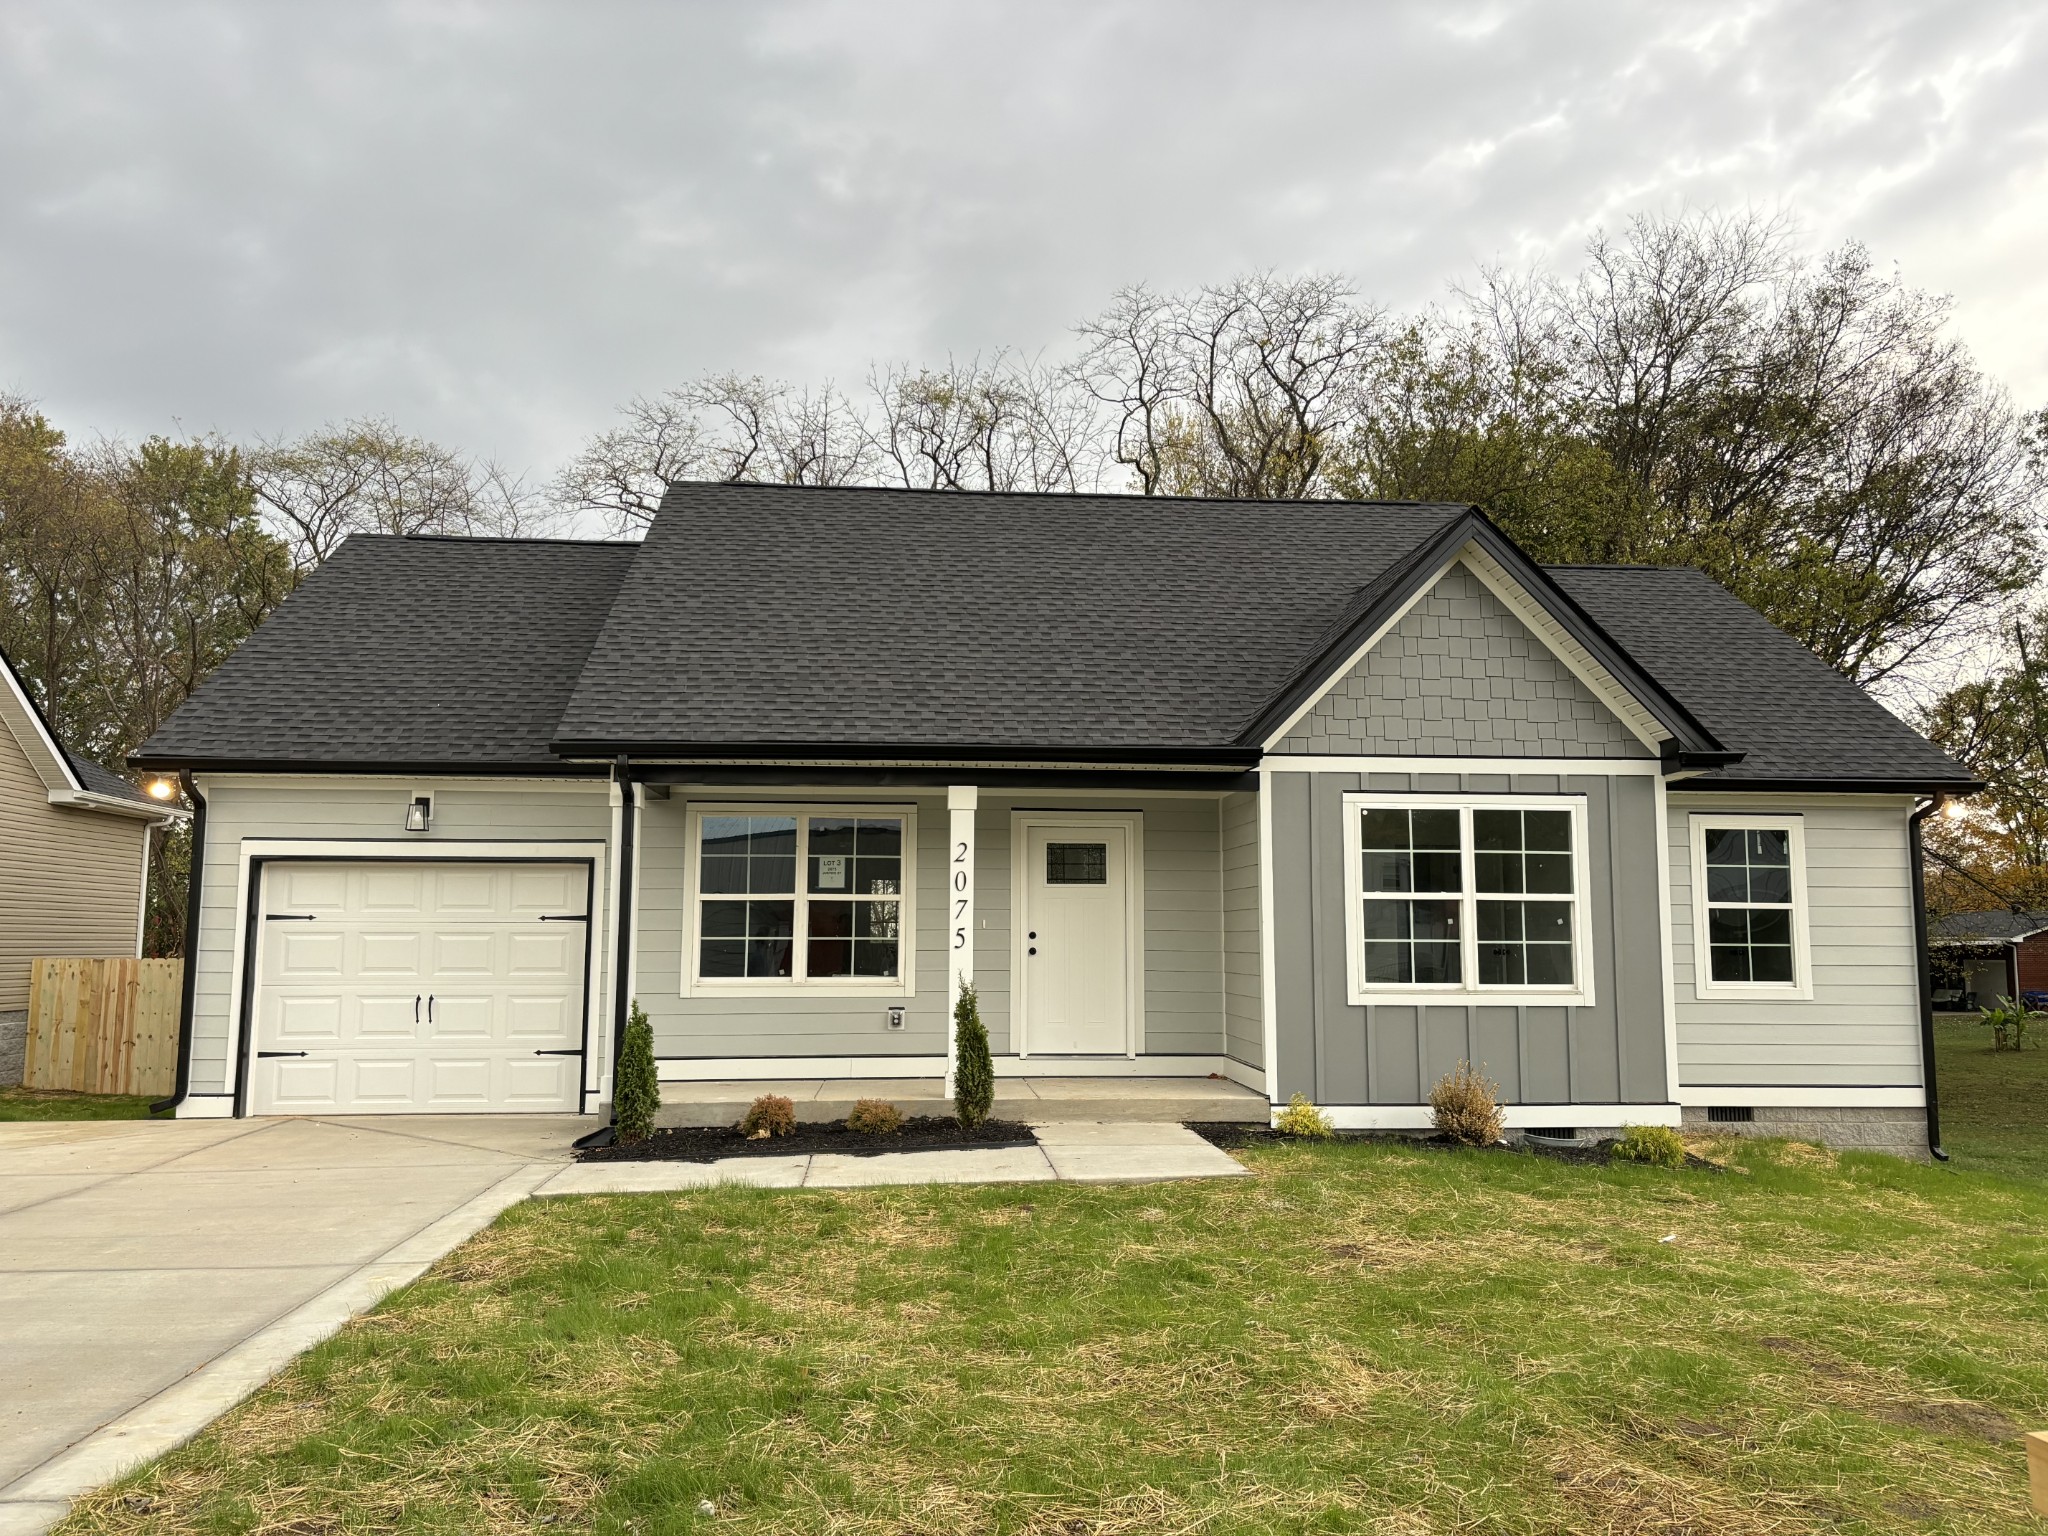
xmin=1028 ymin=946 xmax=1037 ymax=956
xmin=427 ymin=995 xmax=435 ymax=1023
xmin=414 ymin=995 xmax=421 ymax=1023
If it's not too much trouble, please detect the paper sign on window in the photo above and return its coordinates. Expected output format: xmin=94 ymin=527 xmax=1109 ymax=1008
xmin=818 ymin=856 xmax=847 ymax=889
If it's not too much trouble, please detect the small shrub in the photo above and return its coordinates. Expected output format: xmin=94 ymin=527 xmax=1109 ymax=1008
xmin=846 ymin=1098 xmax=904 ymax=1135
xmin=1978 ymin=996 xmax=2036 ymax=1051
xmin=613 ymin=1000 xmax=660 ymax=1145
xmin=1429 ymin=1061 xmax=1504 ymax=1146
xmin=740 ymin=1093 xmax=796 ymax=1139
xmin=1612 ymin=1123 xmax=1687 ymax=1168
xmin=953 ymin=979 xmax=994 ymax=1128
xmin=1273 ymin=1093 xmax=1334 ymax=1138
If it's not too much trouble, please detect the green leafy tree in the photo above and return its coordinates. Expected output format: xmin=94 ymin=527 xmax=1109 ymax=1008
xmin=1923 ymin=608 xmax=2048 ymax=914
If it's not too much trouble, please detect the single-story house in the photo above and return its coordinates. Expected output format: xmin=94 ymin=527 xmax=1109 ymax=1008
xmin=133 ymin=484 xmax=1977 ymax=1157
xmin=1928 ymin=909 xmax=2048 ymax=1011
xmin=2 ymin=645 xmax=184 ymax=1083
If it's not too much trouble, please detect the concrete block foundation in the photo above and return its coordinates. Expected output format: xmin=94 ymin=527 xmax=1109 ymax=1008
xmin=1681 ymin=1105 xmax=1931 ymax=1161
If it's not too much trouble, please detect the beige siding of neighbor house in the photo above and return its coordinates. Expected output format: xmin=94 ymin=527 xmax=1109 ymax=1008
xmin=0 ymin=716 xmax=149 ymax=1009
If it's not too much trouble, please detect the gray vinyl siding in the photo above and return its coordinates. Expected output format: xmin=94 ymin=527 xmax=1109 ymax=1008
xmin=625 ymin=790 xmax=1229 ymax=1062
xmin=634 ymin=792 xmax=949 ymax=1059
xmin=1669 ymin=793 xmax=1923 ymax=1089
xmin=185 ymin=776 xmax=614 ymax=1097
xmin=1268 ymin=767 xmax=1668 ymax=1106
xmin=1273 ymin=563 xmax=1651 ymax=758
xmin=972 ymin=795 xmax=1225 ymax=1059
xmin=1221 ymin=791 xmax=1263 ymax=1066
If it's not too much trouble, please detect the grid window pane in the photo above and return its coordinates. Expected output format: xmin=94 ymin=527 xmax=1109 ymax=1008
xmin=810 ymin=816 xmax=903 ymax=895
xmin=701 ymin=811 xmax=905 ymax=984
xmin=1474 ymin=809 xmax=1575 ymax=902
xmin=1362 ymin=896 xmax=1461 ymax=985
xmin=1046 ymin=842 xmax=1108 ymax=884
xmin=1360 ymin=808 xmax=1463 ymax=895
xmin=1703 ymin=824 xmax=1798 ymax=986
xmin=1477 ymin=898 xmax=1575 ymax=987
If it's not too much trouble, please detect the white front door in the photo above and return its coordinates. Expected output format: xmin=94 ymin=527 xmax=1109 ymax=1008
xmin=249 ymin=860 xmax=589 ymax=1115
xmin=1020 ymin=821 xmax=1133 ymax=1055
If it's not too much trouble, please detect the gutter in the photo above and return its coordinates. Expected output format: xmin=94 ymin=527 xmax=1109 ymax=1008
xmin=48 ymin=787 xmax=191 ymax=821
xmin=150 ymin=771 xmax=206 ymax=1117
xmin=1907 ymin=796 xmax=1949 ymax=1163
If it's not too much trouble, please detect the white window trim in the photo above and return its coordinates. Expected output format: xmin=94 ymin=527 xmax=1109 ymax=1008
xmin=1341 ymin=792 xmax=1595 ymax=1007
xmin=681 ymin=802 xmax=918 ymax=999
xmin=1688 ymin=812 xmax=1812 ymax=1001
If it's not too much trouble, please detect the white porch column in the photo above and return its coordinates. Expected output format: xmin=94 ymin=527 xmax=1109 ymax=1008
xmin=946 ymin=784 xmax=978 ymax=1094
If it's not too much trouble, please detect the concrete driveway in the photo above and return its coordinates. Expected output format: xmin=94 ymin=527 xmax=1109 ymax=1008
xmin=0 ymin=1114 xmax=586 ymax=1534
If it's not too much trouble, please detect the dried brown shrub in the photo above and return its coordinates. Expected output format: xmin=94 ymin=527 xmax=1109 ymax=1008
xmin=846 ymin=1097 xmax=904 ymax=1135
xmin=740 ymin=1093 xmax=796 ymax=1138
xmin=1428 ymin=1060 xmax=1504 ymax=1146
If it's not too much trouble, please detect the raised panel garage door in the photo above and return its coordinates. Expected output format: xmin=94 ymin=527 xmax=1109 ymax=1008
xmin=250 ymin=861 xmax=590 ymax=1115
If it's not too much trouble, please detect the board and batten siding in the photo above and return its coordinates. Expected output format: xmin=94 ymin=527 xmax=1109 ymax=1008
xmin=1221 ymin=790 xmax=1263 ymax=1067
xmin=184 ymin=776 xmax=614 ymax=1098
xmin=0 ymin=716 xmax=150 ymax=1010
xmin=1268 ymin=767 xmax=1669 ymax=1107
xmin=1668 ymin=792 xmax=1923 ymax=1090
xmin=634 ymin=792 xmax=950 ymax=1060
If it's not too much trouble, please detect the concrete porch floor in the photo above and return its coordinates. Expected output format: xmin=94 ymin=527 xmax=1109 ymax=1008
xmin=655 ymin=1075 xmax=1270 ymax=1128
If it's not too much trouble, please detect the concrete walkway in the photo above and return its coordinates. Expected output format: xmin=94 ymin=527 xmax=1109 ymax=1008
xmin=540 ymin=1120 xmax=1249 ymax=1193
xmin=0 ymin=1113 xmax=1246 ymax=1535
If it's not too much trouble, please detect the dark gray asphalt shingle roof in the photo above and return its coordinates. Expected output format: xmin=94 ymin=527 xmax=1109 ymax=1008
xmin=1929 ymin=910 xmax=2048 ymax=944
xmin=1548 ymin=564 xmax=1974 ymax=789
xmin=68 ymin=753 xmax=153 ymax=804
xmin=553 ymin=483 xmax=1470 ymax=753
xmin=136 ymin=536 xmax=639 ymax=768
xmin=137 ymin=483 xmax=1975 ymax=789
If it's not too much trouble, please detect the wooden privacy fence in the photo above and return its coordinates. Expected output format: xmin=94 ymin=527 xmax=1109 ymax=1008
xmin=24 ymin=957 xmax=182 ymax=1096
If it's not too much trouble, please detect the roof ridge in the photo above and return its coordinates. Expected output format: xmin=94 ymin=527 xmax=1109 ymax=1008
xmin=659 ymin=479 xmax=1477 ymax=513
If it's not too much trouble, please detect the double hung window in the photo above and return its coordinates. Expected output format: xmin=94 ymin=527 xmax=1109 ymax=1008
xmin=1689 ymin=815 xmax=1809 ymax=997
xmin=1344 ymin=794 xmax=1590 ymax=1003
xmin=690 ymin=807 xmax=914 ymax=991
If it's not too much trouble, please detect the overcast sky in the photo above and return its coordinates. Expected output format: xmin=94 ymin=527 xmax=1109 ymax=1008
xmin=2 ymin=0 xmax=2043 ymax=484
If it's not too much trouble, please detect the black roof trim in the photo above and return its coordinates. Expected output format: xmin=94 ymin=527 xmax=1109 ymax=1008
xmin=1666 ymin=776 xmax=1985 ymax=795
xmin=635 ymin=763 xmax=1261 ymax=792
xmin=126 ymin=755 xmax=611 ymax=778
xmin=550 ymin=740 xmax=1263 ymax=768
xmin=1236 ymin=511 xmax=1730 ymax=759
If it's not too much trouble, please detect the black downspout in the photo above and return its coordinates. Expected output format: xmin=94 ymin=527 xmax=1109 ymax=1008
xmin=150 ymin=770 xmax=205 ymax=1116
xmin=575 ymin=757 xmax=636 ymax=1149
xmin=1909 ymin=797 xmax=1950 ymax=1163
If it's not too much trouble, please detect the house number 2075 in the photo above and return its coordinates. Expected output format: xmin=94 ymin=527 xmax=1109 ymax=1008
xmin=953 ymin=841 xmax=970 ymax=948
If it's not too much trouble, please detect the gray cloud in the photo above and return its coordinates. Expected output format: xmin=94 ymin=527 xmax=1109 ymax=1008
xmin=1 ymin=0 xmax=2042 ymax=479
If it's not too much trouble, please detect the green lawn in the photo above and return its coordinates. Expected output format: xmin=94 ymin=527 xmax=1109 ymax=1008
xmin=0 ymin=1085 xmax=156 ymax=1121
xmin=1933 ymin=1015 xmax=2048 ymax=1182
xmin=64 ymin=1128 xmax=2048 ymax=1535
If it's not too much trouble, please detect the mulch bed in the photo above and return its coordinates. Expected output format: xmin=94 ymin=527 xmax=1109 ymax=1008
xmin=1185 ymin=1122 xmax=1723 ymax=1171
xmin=579 ymin=1116 xmax=1039 ymax=1163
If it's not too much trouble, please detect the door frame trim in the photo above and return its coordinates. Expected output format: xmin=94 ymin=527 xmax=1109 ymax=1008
xmin=229 ymin=840 xmax=607 ymax=1117
xmin=1010 ymin=811 xmax=1145 ymax=1060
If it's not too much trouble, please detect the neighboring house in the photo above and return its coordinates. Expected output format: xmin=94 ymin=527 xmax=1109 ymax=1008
xmin=1928 ymin=910 xmax=2048 ymax=1011
xmin=1 ymin=646 xmax=185 ymax=1084
xmin=134 ymin=484 xmax=1977 ymax=1157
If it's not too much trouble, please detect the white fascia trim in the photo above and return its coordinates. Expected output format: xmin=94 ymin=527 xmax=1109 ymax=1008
xmin=1315 ymin=1102 xmax=1682 ymax=1131
xmin=0 ymin=648 xmax=82 ymax=793
xmin=1266 ymin=755 xmax=1663 ymax=777
xmin=1653 ymin=773 xmax=1680 ymax=1102
xmin=174 ymin=1096 xmax=235 ymax=1119
xmin=1458 ymin=544 xmax=1671 ymax=753
xmin=1676 ymin=1085 xmax=1926 ymax=1108
xmin=46 ymin=788 xmax=185 ymax=822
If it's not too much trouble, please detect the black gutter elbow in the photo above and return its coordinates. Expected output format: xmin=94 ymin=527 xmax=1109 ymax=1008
xmin=151 ymin=770 xmax=205 ymax=1116
xmin=1908 ymin=796 xmax=1950 ymax=1163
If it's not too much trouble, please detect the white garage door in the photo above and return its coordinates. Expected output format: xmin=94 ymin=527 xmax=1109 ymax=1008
xmin=249 ymin=861 xmax=590 ymax=1115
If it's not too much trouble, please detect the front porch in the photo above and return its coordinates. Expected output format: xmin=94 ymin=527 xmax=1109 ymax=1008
xmin=653 ymin=1074 xmax=1268 ymax=1129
